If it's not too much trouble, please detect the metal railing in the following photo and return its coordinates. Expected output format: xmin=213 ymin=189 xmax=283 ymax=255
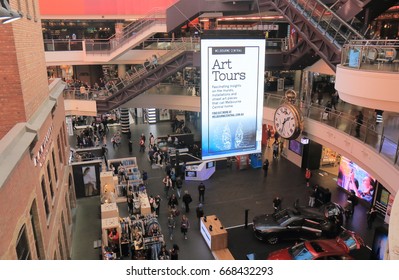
xmin=341 ymin=39 xmax=399 ymax=73
xmin=281 ymin=0 xmax=364 ymax=48
xmin=85 ymin=8 xmax=166 ymax=54
xmin=102 ymin=38 xmax=200 ymax=95
xmin=62 ymin=38 xmax=200 ymax=100
xmin=264 ymin=93 xmax=399 ymax=166
xmin=43 ymin=39 xmax=84 ymax=51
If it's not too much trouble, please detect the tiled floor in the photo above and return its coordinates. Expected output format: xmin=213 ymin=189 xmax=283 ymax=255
xmin=70 ymin=112 xmax=386 ymax=260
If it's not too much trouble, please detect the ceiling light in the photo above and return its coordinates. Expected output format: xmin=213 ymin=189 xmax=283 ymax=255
xmin=1 ymin=0 xmax=21 ymax=24
xmin=0 ymin=5 xmax=11 ymax=20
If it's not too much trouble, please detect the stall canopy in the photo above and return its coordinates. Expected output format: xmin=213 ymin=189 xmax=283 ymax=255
xmin=304 ymin=59 xmax=336 ymax=76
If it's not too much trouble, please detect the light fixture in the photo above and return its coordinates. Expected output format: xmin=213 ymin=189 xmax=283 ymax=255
xmin=1 ymin=0 xmax=22 ymax=24
xmin=0 ymin=2 xmax=11 ymax=20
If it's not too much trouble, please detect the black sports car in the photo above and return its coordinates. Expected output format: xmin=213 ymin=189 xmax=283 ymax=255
xmin=253 ymin=202 xmax=344 ymax=244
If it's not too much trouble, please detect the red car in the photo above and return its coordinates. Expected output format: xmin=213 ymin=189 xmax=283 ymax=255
xmin=267 ymin=229 xmax=364 ymax=260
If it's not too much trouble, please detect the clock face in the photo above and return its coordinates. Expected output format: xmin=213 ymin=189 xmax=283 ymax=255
xmin=274 ymin=104 xmax=302 ymax=139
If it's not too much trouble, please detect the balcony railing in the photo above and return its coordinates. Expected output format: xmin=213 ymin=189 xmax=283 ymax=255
xmin=85 ymin=8 xmax=166 ymax=54
xmin=264 ymin=93 xmax=399 ymax=167
xmin=44 ymin=39 xmax=84 ymax=51
xmin=341 ymin=39 xmax=399 ymax=73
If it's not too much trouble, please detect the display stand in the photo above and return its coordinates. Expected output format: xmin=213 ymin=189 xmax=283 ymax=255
xmin=100 ymin=171 xmax=115 ymax=194
xmin=200 ymin=215 xmax=234 ymax=260
xmin=101 ymin=217 xmax=121 ymax=259
xmin=101 ymin=202 xmax=119 ymax=219
xmin=137 ymin=192 xmax=151 ymax=215
xmin=200 ymin=215 xmax=227 ymax=250
xmin=185 ymin=160 xmax=216 ymax=181
xmin=250 ymin=153 xmax=263 ymax=169
xmin=107 ymin=157 xmax=141 ymax=203
xmin=235 ymin=155 xmax=249 ymax=170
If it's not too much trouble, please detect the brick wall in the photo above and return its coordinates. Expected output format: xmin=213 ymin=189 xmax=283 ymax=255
xmin=0 ymin=0 xmax=49 ymax=139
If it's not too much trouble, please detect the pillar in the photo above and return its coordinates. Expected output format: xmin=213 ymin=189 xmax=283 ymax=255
xmin=117 ymin=64 xmax=126 ymax=79
xmin=119 ymin=108 xmax=130 ymax=134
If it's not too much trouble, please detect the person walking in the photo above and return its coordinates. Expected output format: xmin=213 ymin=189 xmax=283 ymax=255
xmin=139 ymin=136 xmax=145 ymax=152
xmin=142 ymin=170 xmax=148 ymax=185
xmin=167 ymin=213 xmax=176 ymax=240
xmin=266 ymin=128 xmax=272 ymax=148
xmin=182 ymin=190 xmax=193 ymax=213
xmin=367 ymin=206 xmax=377 ymax=229
xmin=263 ymin=159 xmax=269 ymax=177
xmin=305 ymin=168 xmax=312 ymax=187
xmin=331 ymin=91 xmax=338 ymax=111
xmin=175 ymin=176 xmax=183 ymax=199
xmin=347 ymin=190 xmax=358 ymax=216
xmin=198 ymin=182 xmax=206 ymax=204
xmin=272 ymin=140 xmax=279 ymax=159
xmin=128 ymin=139 xmax=133 ymax=153
xmin=180 ymin=214 xmax=190 ymax=240
xmin=308 ymin=185 xmax=318 ymax=207
xmin=273 ymin=196 xmax=282 ymax=212
xmin=168 ymin=194 xmax=179 ymax=210
xmin=355 ymin=110 xmax=364 ymax=138
xmin=153 ymin=195 xmax=161 ymax=217
xmin=170 ymin=244 xmax=179 ymax=260
xmin=163 ymin=175 xmax=172 ymax=198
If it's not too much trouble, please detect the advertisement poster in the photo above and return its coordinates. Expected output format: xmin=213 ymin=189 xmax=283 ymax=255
xmin=82 ymin=165 xmax=98 ymax=197
xmin=384 ymin=194 xmax=394 ymax=224
xmin=337 ymin=156 xmax=375 ymax=203
xmin=201 ymin=38 xmax=265 ymax=160
xmin=348 ymin=49 xmax=360 ymax=68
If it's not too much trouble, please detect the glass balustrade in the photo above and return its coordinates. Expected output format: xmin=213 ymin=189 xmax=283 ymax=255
xmin=264 ymin=93 xmax=399 ymax=167
xmin=341 ymin=39 xmax=399 ymax=73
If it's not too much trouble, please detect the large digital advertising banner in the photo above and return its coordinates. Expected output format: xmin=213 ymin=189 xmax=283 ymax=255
xmin=201 ymin=38 xmax=265 ymax=160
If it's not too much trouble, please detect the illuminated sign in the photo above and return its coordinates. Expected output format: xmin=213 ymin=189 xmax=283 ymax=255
xmin=33 ymin=125 xmax=54 ymax=167
xmin=201 ymin=38 xmax=265 ymax=160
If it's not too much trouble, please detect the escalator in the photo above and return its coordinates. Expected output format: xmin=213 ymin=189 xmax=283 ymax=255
xmin=259 ymin=0 xmax=365 ymax=71
xmin=96 ymin=50 xmax=196 ymax=113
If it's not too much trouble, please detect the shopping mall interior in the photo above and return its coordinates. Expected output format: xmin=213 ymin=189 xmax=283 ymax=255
xmin=0 ymin=0 xmax=399 ymax=261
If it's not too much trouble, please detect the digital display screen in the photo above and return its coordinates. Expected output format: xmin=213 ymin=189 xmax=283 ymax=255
xmin=206 ymin=161 xmax=214 ymax=168
xmin=288 ymin=140 xmax=302 ymax=156
xmin=348 ymin=49 xmax=360 ymax=68
xmin=201 ymin=37 xmax=265 ymax=160
xmin=186 ymin=171 xmax=197 ymax=177
xmin=337 ymin=156 xmax=375 ymax=203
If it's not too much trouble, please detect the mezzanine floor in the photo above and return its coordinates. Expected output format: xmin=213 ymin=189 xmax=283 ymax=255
xmin=70 ymin=114 xmax=386 ymax=260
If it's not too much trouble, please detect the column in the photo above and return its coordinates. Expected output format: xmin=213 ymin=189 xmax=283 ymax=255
xmin=118 ymin=64 xmax=126 ymax=79
xmin=119 ymin=108 xmax=130 ymax=134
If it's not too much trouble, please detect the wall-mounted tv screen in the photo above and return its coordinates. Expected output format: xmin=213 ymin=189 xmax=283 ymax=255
xmin=288 ymin=140 xmax=302 ymax=156
xmin=186 ymin=171 xmax=197 ymax=178
xmin=337 ymin=156 xmax=375 ymax=203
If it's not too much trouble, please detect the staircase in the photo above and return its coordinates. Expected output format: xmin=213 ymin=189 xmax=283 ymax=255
xmin=96 ymin=39 xmax=199 ymax=113
xmin=84 ymin=8 xmax=167 ymax=62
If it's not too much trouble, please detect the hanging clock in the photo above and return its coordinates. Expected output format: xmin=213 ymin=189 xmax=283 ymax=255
xmin=273 ymin=90 xmax=303 ymax=140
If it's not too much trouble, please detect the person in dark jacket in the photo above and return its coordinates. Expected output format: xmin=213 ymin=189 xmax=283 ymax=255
xmin=170 ymin=244 xmax=179 ymax=260
xmin=198 ymin=182 xmax=205 ymax=203
xmin=182 ymin=190 xmax=193 ymax=213
xmin=273 ymin=196 xmax=282 ymax=212
xmin=263 ymin=159 xmax=269 ymax=177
